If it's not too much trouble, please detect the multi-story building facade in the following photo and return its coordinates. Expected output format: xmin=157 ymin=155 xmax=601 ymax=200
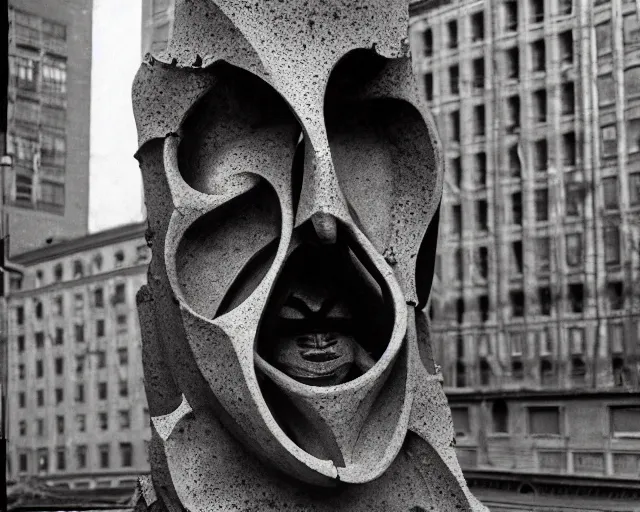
xmin=141 ymin=0 xmax=174 ymax=56
xmin=409 ymin=0 xmax=640 ymax=500
xmin=6 ymin=1 xmax=92 ymax=255
xmin=6 ymin=222 xmax=150 ymax=490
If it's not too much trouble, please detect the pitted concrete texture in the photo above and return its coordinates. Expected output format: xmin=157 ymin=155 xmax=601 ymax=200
xmin=132 ymin=0 xmax=487 ymax=510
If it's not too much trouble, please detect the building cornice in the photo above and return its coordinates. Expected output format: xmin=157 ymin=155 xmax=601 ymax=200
xmin=409 ymin=0 xmax=453 ymax=18
xmin=446 ymin=387 xmax=640 ymax=402
xmin=12 ymin=222 xmax=147 ymax=266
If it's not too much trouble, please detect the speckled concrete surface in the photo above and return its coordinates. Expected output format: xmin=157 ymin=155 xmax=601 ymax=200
xmin=131 ymin=0 xmax=487 ymax=510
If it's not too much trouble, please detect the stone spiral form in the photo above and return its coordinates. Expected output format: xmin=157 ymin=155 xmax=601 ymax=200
xmin=131 ymin=0 xmax=487 ymax=510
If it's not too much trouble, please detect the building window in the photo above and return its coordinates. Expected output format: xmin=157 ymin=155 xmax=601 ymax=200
xmin=113 ymin=283 xmax=127 ymax=305
xmin=530 ymin=0 xmax=544 ymax=23
xmin=454 ymin=248 xmax=463 ymax=281
xmin=54 ymin=327 xmax=64 ymax=345
xmin=76 ymin=414 xmax=86 ymax=432
xmin=531 ymin=40 xmax=546 ymax=72
xmin=97 ymin=351 xmax=107 ymax=368
xmin=533 ymin=139 xmax=548 ymax=171
xmin=561 ymin=82 xmax=575 ymax=115
xmin=37 ymin=418 xmax=45 ymax=436
xmin=119 ymin=410 xmax=131 ymax=430
xmin=559 ymin=30 xmax=573 ymax=64
xmin=596 ymin=22 xmax=612 ymax=55
xmin=451 ymin=204 xmax=462 ymax=234
xmin=75 ymin=383 xmax=85 ymax=403
xmin=471 ymin=11 xmax=484 ymax=41
xmin=569 ymin=327 xmax=585 ymax=354
xmin=456 ymin=298 xmax=465 ymax=325
xmin=475 ymin=246 xmax=489 ymax=279
xmin=562 ymin=132 xmax=576 ymax=166
xmin=424 ymin=73 xmax=433 ymax=101
xmin=505 ymin=47 xmax=519 ymax=79
xmin=19 ymin=392 xmax=26 ymax=408
xmin=98 ymin=382 xmax=108 ymax=400
xmin=472 ymin=58 xmax=484 ymax=90
xmin=604 ymin=226 xmax=621 ymax=265
xmin=529 ymin=406 xmax=561 ymax=435
xmin=34 ymin=300 xmax=43 ymax=319
xmin=76 ymin=445 xmax=87 ymax=469
xmin=535 ymin=188 xmax=549 ymax=221
xmin=98 ymin=444 xmax=110 ymax=468
xmin=11 ymin=55 xmax=37 ymax=91
xmin=506 ymin=95 xmax=520 ymax=132
xmin=511 ymin=241 xmax=524 ymax=275
xmin=510 ymin=290 xmax=525 ymax=317
xmin=75 ymin=324 xmax=85 ymax=343
xmin=598 ymin=74 xmax=615 ymax=106
xmin=511 ymin=191 xmax=522 ymax=225
xmin=37 ymin=448 xmax=49 ymax=473
xmin=55 ymin=357 xmax=64 ymax=375
xmin=503 ymin=1 xmax=518 ymax=31
xmin=449 ymin=65 xmax=459 ymax=95
xmin=15 ymin=306 xmax=24 ymax=327
xmin=492 ymin=400 xmax=509 ymax=433
xmin=624 ymin=13 xmax=640 ymax=45
xmin=35 ymin=331 xmax=44 ymax=349
xmin=568 ymin=283 xmax=584 ymax=313
xmin=565 ymin=181 xmax=584 ymax=217
xmin=42 ymin=18 xmax=66 ymax=40
xmin=37 ymin=389 xmax=44 ymax=407
xmin=610 ymin=407 xmax=640 ymax=437
xmin=476 ymin=200 xmax=488 ymax=231
xmin=447 ymin=20 xmax=458 ymax=49
xmin=508 ymin=145 xmax=521 ymax=177
xmin=55 ymin=388 xmax=64 ymax=404
xmin=118 ymin=347 xmax=129 ymax=366
xmin=601 ymin=125 xmax=617 ymax=157
xmin=479 ymin=358 xmax=491 ymax=386
xmin=423 ymin=28 xmax=433 ymax=56
xmin=36 ymin=360 xmax=43 ymax=378
xmin=450 ymin=157 xmax=462 ymax=188
xmin=76 ymin=355 xmax=84 ymax=374
xmin=115 ymin=250 xmax=125 ymax=268
xmin=451 ymin=407 xmax=470 ymax=437
xmin=94 ymin=287 xmax=104 ymax=308
xmin=558 ymin=0 xmax=572 ymax=14
xmin=474 ymin=152 xmax=487 ymax=187
xmin=53 ymin=263 xmax=63 ymax=282
xmin=474 ymin=105 xmax=486 ymax=136
xmin=609 ymin=322 xmax=624 ymax=354
xmin=41 ymin=56 xmax=67 ymax=98
xmin=98 ymin=412 xmax=109 ymax=431
xmin=533 ymin=89 xmax=546 ymax=123
xmin=19 ymin=453 xmax=28 ymax=473
xmin=119 ymin=379 xmax=129 ymax=398
xmin=449 ymin=110 xmax=460 ymax=142
xmin=18 ymin=364 xmax=25 ymax=380
xmin=539 ymin=286 xmax=552 ymax=316
xmin=626 ymin=67 xmax=640 ymax=98
xmin=9 ymin=275 xmax=23 ymax=291
xmin=56 ymin=415 xmax=64 ymax=434
xmin=628 ymin=118 xmax=640 ymax=154
xmin=116 ymin=314 xmax=128 ymax=333
xmin=537 ymin=236 xmax=551 ymax=273
xmin=96 ymin=319 xmax=105 ymax=338
xmin=607 ymin=281 xmax=624 ymax=310
xmin=120 ymin=442 xmax=134 ymax=467
xmin=630 ymin=173 xmax=640 ymax=206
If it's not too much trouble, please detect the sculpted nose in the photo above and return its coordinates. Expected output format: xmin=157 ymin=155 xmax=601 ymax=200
xmin=294 ymin=140 xmax=351 ymax=241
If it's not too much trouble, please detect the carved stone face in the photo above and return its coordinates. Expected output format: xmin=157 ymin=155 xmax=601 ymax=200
xmin=133 ymin=0 xmax=450 ymax=493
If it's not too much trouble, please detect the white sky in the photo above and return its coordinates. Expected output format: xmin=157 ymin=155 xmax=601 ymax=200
xmin=89 ymin=0 xmax=144 ymax=232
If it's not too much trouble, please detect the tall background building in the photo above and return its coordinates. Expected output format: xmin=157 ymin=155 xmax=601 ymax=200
xmin=409 ymin=0 xmax=640 ymax=499
xmin=140 ymin=0 xmax=173 ymax=56
xmin=6 ymin=0 xmax=92 ymax=255
xmin=6 ymin=222 xmax=150 ymax=490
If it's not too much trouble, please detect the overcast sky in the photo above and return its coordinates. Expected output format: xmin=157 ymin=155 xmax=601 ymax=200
xmin=89 ymin=0 xmax=144 ymax=232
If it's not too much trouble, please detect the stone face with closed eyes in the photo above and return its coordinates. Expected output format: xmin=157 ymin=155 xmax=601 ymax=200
xmin=131 ymin=0 xmax=487 ymax=510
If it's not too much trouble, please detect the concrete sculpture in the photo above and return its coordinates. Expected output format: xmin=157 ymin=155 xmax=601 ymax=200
xmin=132 ymin=0 xmax=486 ymax=510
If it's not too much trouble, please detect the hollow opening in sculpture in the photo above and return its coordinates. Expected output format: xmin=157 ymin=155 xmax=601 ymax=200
xmin=255 ymin=221 xmax=394 ymax=388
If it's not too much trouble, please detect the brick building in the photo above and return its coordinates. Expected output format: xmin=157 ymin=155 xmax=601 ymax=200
xmin=409 ymin=0 xmax=640 ymax=497
xmin=6 ymin=0 xmax=92 ymax=255
xmin=5 ymin=223 xmax=150 ymax=490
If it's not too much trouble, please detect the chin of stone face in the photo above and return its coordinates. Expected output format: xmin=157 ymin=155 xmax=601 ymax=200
xmin=132 ymin=1 xmax=487 ymax=510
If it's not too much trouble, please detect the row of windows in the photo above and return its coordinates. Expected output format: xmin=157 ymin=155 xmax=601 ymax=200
xmin=451 ymin=403 xmax=639 ymax=438
xmin=10 ymin=54 xmax=67 ymax=98
xmin=422 ymin=2 xmax=573 ymax=57
xmin=443 ymin=278 xmax=627 ymax=323
xmin=425 ymin=36 xmax=573 ymax=101
xmin=17 ymin=376 xmax=132 ymax=408
xmin=17 ymin=348 xmax=129 ymax=379
xmin=13 ymin=246 xmax=149 ymax=291
xmin=14 ymin=285 xmax=129 ymax=324
xmin=17 ymin=442 xmax=138 ymax=474
xmin=17 ymin=407 xmax=145 ymax=439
